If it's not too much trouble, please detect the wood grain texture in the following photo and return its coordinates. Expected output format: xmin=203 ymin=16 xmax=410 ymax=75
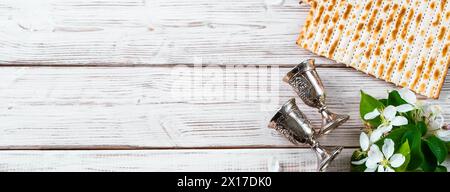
xmin=0 ymin=0 xmax=336 ymax=66
xmin=0 ymin=149 xmax=364 ymax=172
xmin=0 ymin=0 xmax=448 ymax=172
xmin=0 ymin=66 xmax=449 ymax=149
xmin=0 ymin=149 xmax=447 ymax=172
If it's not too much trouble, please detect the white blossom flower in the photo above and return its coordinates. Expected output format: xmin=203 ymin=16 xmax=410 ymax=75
xmin=423 ymin=104 xmax=444 ymax=130
xmin=364 ymin=105 xmax=408 ymax=142
xmin=398 ymin=88 xmax=450 ymax=141
xmin=351 ymin=132 xmax=370 ymax=165
xmin=359 ymin=132 xmax=370 ymax=152
xmin=422 ymin=104 xmax=450 ymax=141
xmin=391 ymin=88 xmax=415 ymax=113
xmin=436 ymin=126 xmax=450 ymax=142
xmin=398 ymin=88 xmax=417 ymax=106
xmin=365 ymin=139 xmax=405 ymax=172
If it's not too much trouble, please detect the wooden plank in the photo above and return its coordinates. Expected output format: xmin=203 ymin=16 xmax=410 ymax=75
xmin=0 ymin=148 xmax=354 ymax=172
xmin=0 ymin=148 xmax=447 ymax=172
xmin=0 ymin=0 xmax=336 ymax=66
xmin=0 ymin=66 xmax=449 ymax=149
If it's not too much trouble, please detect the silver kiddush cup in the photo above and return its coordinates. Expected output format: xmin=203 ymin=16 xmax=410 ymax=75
xmin=268 ymin=98 xmax=343 ymax=172
xmin=283 ymin=59 xmax=349 ymax=135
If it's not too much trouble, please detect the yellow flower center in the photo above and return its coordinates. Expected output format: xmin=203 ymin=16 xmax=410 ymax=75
xmin=380 ymin=159 xmax=389 ymax=167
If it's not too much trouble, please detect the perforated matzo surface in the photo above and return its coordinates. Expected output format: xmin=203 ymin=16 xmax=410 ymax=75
xmin=297 ymin=0 xmax=450 ymax=98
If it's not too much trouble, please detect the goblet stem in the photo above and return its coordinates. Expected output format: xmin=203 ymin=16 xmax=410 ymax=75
xmin=318 ymin=107 xmax=350 ymax=135
xmin=310 ymin=141 xmax=343 ymax=172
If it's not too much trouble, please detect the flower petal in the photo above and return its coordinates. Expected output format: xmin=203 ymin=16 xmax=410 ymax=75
xmin=360 ymin=132 xmax=370 ymax=151
xmin=436 ymin=114 xmax=445 ymax=127
xmin=428 ymin=114 xmax=446 ymax=131
xmin=365 ymin=159 xmax=378 ymax=169
xmin=436 ymin=130 xmax=450 ymax=142
xmin=396 ymin=104 xmax=414 ymax=113
xmin=383 ymin=106 xmax=397 ymax=121
xmin=385 ymin=167 xmax=395 ymax=172
xmin=382 ymin=139 xmax=395 ymax=159
xmin=364 ymin=109 xmax=380 ymax=120
xmin=351 ymin=157 xmax=368 ymax=165
xmin=427 ymin=105 xmax=442 ymax=116
xmin=399 ymin=88 xmax=417 ymax=104
xmin=370 ymin=128 xmax=383 ymax=143
xmin=379 ymin=124 xmax=393 ymax=134
xmin=368 ymin=145 xmax=383 ymax=163
xmin=377 ymin=165 xmax=385 ymax=172
xmin=422 ymin=103 xmax=433 ymax=117
xmin=389 ymin=154 xmax=405 ymax=168
xmin=391 ymin=116 xmax=408 ymax=126
xmin=364 ymin=167 xmax=377 ymax=172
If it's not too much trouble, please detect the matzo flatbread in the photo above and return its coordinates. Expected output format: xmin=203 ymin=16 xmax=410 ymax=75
xmin=297 ymin=0 xmax=450 ymax=98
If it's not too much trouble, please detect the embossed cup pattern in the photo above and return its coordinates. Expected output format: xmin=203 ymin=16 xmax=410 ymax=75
xmin=268 ymin=98 xmax=343 ymax=172
xmin=283 ymin=59 xmax=349 ymax=135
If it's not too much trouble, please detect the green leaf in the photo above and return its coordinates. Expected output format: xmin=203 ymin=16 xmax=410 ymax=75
xmin=351 ymin=164 xmax=366 ymax=172
xmin=360 ymin=91 xmax=384 ymax=128
xmin=375 ymin=127 xmax=408 ymax=148
xmin=387 ymin=90 xmax=407 ymax=106
xmin=387 ymin=90 xmax=418 ymax=122
xmin=379 ymin=99 xmax=388 ymax=106
xmin=435 ymin=166 xmax=448 ymax=172
xmin=350 ymin=149 xmax=366 ymax=161
xmin=350 ymin=150 xmax=367 ymax=172
xmin=396 ymin=140 xmax=411 ymax=172
xmin=417 ymin=121 xmax=427 ymax=136
xmin=447 ymin=142 xmax=450 ymax=153
xmin=425 ymin=136 xmax=448 ymax=164
xmin=421 ymin=142 xmax=437 ymax=172
xmin=401 ymin=129 xmax=424 ymax=170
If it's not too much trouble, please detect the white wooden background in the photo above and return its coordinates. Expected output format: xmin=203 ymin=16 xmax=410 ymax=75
xmin=0 ymin=0 xmax=448 ymax=172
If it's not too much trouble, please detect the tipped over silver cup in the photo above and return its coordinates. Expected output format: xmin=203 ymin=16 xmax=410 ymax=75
xmin=283 ymin=59 xmax=349 ymax=135
xmin=268 ymin=98 xmax=343 ymax=172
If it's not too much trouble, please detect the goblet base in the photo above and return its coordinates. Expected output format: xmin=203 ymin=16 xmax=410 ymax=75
xmin=317 ymin=146 xmax=343 ymax=172
xmin=319 ymin=113 xmax=350 ymax=136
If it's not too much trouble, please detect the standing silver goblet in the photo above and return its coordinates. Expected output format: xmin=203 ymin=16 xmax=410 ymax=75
xmin=268 ymin=98 xmax=343 ymax=172
xmin=283 ymin=59 xmax=349 ymax=135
